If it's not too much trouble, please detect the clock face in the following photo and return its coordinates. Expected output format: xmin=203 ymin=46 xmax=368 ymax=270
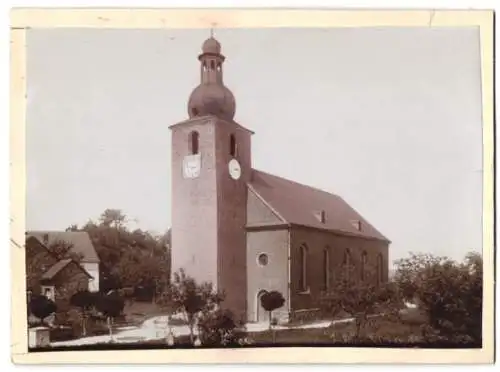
xmin=183 ymin=154 xmax=201 ymax=179
xmin=228 ymin=159 xmax=241 ymax=180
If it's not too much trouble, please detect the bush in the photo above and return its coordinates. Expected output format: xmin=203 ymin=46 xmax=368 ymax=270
xmin=394 ymin=252 xmax=482 ymax=344
xmin=197 ymin=308 xmax=242 ymax=346
xmin=29 ymin=295 xmax=57 ymax=325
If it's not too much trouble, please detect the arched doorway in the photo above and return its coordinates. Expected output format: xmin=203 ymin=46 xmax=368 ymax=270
xmin=256 ymin=290 xmax=269 ymax=323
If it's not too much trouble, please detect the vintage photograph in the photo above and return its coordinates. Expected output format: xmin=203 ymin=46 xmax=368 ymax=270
xmin=19 ymin=22 xmax=488 ymax=354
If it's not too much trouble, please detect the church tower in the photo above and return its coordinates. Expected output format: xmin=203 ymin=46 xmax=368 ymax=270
xmin=169 ymin=36 xmax=252 ymax=321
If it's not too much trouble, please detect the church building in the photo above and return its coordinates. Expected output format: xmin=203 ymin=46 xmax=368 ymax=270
xmin=170 ymin=36 xmax=390 ymax=324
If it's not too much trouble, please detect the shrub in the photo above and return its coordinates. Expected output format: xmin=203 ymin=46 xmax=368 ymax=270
xmin=394 ymin=252 xmax=482 ymax=344
xmin=164 ymin=269 xmax=224 ymax=344
xmin=29 ymin=295 xmax=57 ymax=326
xmin=197 ymin=308 xmax=243 ymax=346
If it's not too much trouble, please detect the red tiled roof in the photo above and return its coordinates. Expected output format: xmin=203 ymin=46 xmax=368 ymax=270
xmin=248 ymin=169 xmax=390 ymax=242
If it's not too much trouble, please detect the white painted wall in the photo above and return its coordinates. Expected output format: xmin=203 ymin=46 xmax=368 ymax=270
xmin=82 ymin=262 xmax=99 ymax=292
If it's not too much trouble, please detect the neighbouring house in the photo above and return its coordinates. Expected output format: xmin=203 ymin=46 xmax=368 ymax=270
xmin=170 ymin=37 xmax=391 ymax=324
xmin=25 ymin=234 xmax=93 ymax=324
xmin=27 ymin=231 xmax=100 ymax=292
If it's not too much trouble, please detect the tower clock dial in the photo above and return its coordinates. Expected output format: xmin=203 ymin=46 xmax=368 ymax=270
xmin=228 ymin=159 xmax=241 ymax=180
xmin=183 ymin=154 xmax=201 ymax=179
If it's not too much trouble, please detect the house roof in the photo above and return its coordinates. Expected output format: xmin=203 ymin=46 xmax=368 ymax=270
xmin=40 ymin=258 xmax=93 ymax=281
xmin=26 ymin=231 xmax=100 ymax=263
xmin=248 ymin=169 xmax=390 ymax=242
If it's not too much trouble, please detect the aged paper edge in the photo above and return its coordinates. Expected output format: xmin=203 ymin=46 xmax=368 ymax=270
xmin=9 ymin=8 xmax=495 ymax=365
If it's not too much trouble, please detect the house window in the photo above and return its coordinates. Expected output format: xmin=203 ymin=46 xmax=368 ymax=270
xmin=377 ymin=254 xmax=384 ymax=285
xmin=41 ymin=286 xmax=55 ymax=302
xmin=257 ymin=253 xmax=269 ymax=266
xmin=361 ymin=251 xmax=368 ymax=281
xmin=298 ymin=245 xmax=308 ymax=292
xmin=230 ymin=134 xmax=237 ymax=157
xmin=189 ymin=131 xmax=199 ymax=155
xmin=322 ymin=247 xmax=330 ymax=291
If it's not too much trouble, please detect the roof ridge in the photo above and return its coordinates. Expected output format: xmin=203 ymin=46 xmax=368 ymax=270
xmin=252 ymin=169 xmax=341 ymax=199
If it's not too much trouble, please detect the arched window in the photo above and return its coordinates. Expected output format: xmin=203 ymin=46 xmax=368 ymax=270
xmin=202 ymin=62 xmax=207 ymax=71
xmin=216 ymin=63 xmax=222 ymax=72
xmin=298 ymin=245 xmax=308 ymax=292
xmin=322 ymin=247 xmax=330 ymax=291
xmin=230 ymin=134 xmax=237 ymax=157
xmin=377 ymin=254 xmax=384 ymax=285
xmin=210 ymin=60 xmax=215 ymax=70
xmin=361 ymin=251 xmax=368 ymax=281
xmin=189 ymin=131 xmax=199 ymax=155
xmin=343 ymin=248 xmax=351 ymax=282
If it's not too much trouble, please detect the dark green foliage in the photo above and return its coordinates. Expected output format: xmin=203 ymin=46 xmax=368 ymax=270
xmin=260 ymin=290 xmax=285 ymax=313
xmin=70 ymin=290 xmax=97 ymax=310
xmin=394 ymin=251 xmax=482 ymax=344
xmin=67 ymin=209 xmax=170 ymax=299
xmin=29 ymin=295 xmax=57 ymax=324
xmin=96 ymin=292 xmax=126 ymax=319
xmin=164 ymin=269 xmax=224 ymax=343
xmin=197 ymin=309 xmax=241 ymax=346
xmin=259 ymin=290 xmax=285 ymax=340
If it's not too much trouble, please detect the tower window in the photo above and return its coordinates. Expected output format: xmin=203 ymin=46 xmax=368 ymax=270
xmin=216 ymin=63 xmax=221 ymax=72
xmin=210 ymin=60 xmax=215 ymax=70
xmin=192 ymin=108 xmax=199 ymax=116
xmin=229 ymin=134 xmax=237 ymax=157
xmin=189 ymin=131 xmax=199 ymax=155
xmin=202 ymin=62 xmax=208 ymax=71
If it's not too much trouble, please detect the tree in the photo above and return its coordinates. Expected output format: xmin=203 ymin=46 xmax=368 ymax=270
xmin=166 ymin=269 xmax=224 ymax=343
xmin=259 ymin=290 xmax=285 ymax=343
xmin=29 ymin=295 xmax=57 ymax=326
xmin=320 ymin=262 xmax=402 ymax=341
xmin=99 ymin=209 xmax=127 ymax=228
xmin=95 ymin=292 xmax=125 ymax=341
xmin=197 ymin=308 xmax=240 ymax=346
xmin=394 ymin=251 xmax=482 ymax=344
xmin=70 ymin=290 xmax=97 ymax=336
xmin=48 ymin=240 xmax=83 ymax=262
xmin=73 ymin=210 xmax=170 ymax=298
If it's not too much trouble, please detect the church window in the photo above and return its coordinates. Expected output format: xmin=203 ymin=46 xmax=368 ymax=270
xmin=230 ymin=134 xmax=237 ymax=157
xmin=189 ymin=131 xmax=199 ymax=155
xmin=377 ymin=254 xmax=384 ymax=285
xmin=361 ymin=251 xmax=368 ymax=281
xmin=343 ymin=248 xmax=352 ymax=282
xmin=257 ymin=253 xmax=268 ymax=266
xmin=322 ymin=247 xmax=330 ymax=291
xmin=298 ymin=244 xmax=308 ymax=292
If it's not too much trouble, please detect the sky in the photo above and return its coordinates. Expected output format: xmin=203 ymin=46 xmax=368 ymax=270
xmin=26 ymin=27 xmax=483 ymax=263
